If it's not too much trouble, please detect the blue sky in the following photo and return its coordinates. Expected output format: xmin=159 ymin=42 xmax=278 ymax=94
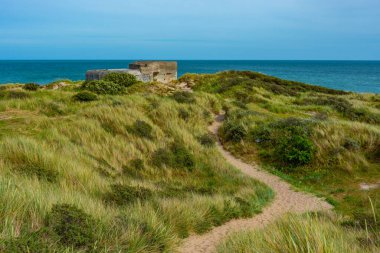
xmin=0 ymin=0 xmax=379 ymax=60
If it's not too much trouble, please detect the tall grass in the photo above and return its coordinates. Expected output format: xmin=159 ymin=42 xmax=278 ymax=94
xmin=0 ymin=84 xmax=273 ymax=252
xmin=217 ymin=213 xmax=379 ymax=253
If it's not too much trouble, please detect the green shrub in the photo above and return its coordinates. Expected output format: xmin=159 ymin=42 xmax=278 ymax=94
xmin=133 ymin=120 xmax=153 ymax=138
xmin=0 ymin=229 xmax=52 ymax=253
xmin=73 ymin=91 xmax=98 ymax=102
xmin=106 ymin=184 xmax=153 ymax=205
xmin=222 ymin=121 xmax=247 ymax=142
xmin=23 ymin=83 xmax=40 ymax=91
xmin=152 ymin=148 xmax=173 ymax=168
xmin=47 ymin=204 xmax=96 ymax=248
xmin=81 ymin=80 xmax=125 ymax=95
xmin=171 ymin=142 xmax=195 ymax=169
xmin=198 ymin=133 xmax=215 ymax=147
xmin=172 ymin=91 xmax=196 ymax=103
xmin=275 ymin=135 xmax=315 ymax=166
xmin=102 ymin=72 xmax=138 ymax=87
xmin=251 ymin=118 xmax=316 ymax=167
xmin=152 ymin=142 xmax=195 ymax=169
xmin=343 ymin=138 xmax=360 ymax=151
xmin=131 ymin=158 xmax=145 ymax=170
xmin=178 ymin=108 xmax=190 ymax=120
xmin=18 ymin=163 xmax=59 ymax=182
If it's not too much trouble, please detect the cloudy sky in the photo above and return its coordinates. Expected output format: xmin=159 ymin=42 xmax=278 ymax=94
xmin=0 ymin=0 xmax=379 ymax=59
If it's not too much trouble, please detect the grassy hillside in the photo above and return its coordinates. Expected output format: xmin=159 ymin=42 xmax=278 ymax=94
xmin=1 ymin=71 xmax=379 ymax=252
xmin=181 ymin=71 xmax=379 ymax=251
xmin=0 ymin=80 xmax=273 ymax=252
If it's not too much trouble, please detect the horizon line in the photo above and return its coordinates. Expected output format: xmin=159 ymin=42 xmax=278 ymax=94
xmin=1 ymin=59 xmax=380 ymax=61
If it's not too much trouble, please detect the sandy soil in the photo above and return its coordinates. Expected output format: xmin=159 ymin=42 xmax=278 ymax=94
xmin=178 ymin=114 xmax=332 ymax=253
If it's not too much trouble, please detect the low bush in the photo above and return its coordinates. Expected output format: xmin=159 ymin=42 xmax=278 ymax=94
xmin=81 ymin=80 xmax=125 ymax=95
xmin=47 ymin=204 xmax=96 ymax=248
xmin=178 ymin=108 xmax=190 ymax=120
xmin=198 ymin=133 xmax=215 ymax=147
xmin=18 ymin=163 xmax=59 ymax=182
xmin=250 ymin=118 xmax=315 ymax=167
xmin=1 ymin=204 xmax=98 ymax=251
xmin=102 ymin=72 xmax=138 ymax=87
xmin=0 ymin=229 xmax=52 ymax=253
xmin=151 ymin=148 xmax=173 ymax=168
xmin=23 ymin=83 xmax=40 ymax=91
xmin=172 ymin=91 xmax=196 ymax=103
xmin=131 ymin=158 xmax=145 ymax=170
xmin=106 ymin=184 xmax=153 ymax=205
xmin=133 ymin=120 xmax=153 ymax=139
xmin=221 ymin=121 xmax=247 ymax=142
xmin=152 ymin=142 xmax=195 ymax=169
xmin=73 ymin=91 xmax=98 ymax=102
xmin=343 ymin=138 xmax=361 ymax=151
xmin=275 ymin=134 xmax=315 ymax=166
xmin=171 ymin=142 xmax=195 ymax=169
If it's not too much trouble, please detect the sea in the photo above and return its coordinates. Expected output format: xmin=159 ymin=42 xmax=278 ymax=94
xmin=0 ymin=60 xmax=379 ymax=93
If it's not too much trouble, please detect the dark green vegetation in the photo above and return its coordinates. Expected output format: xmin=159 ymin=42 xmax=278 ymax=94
xmin=23 ymin=83 xmax=40 ymax=91
xmin=182 ymin=71 xmax=380 ymax=250
xmin=3 ymin=204 xmax=97 ymax=252
xmin=172 ymin=91 xmax=196 ymax=104
xmin=132 ymin=120 xmax=153 ymax=139
xmin=73 ymin=91 xmax=98 ymax=102
xmin=102 ymin=72 xmax=138 ymax=87
xmin=198 ymin=133 xmax=216 ymax=147
xmin=81 ymin=80 xmax=126 ymax=95
xmin=81 ymin=72 xmax=139 ymax=95
xmin=151 ymin=142 xmax=195 ymax=170
xmin=0 ymin=75 xmax=272 ymax=252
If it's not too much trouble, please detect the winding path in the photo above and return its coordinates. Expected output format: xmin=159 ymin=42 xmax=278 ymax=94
xmin=178 ymin=114 xmax=332 ymax=253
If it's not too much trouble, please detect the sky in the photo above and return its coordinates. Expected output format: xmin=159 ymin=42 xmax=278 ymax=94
xmin=0 ymin=0 xmax=379 ymax=60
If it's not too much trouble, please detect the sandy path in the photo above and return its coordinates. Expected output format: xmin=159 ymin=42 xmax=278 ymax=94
xmin=178 ymin=114 xmax=332 ymax=253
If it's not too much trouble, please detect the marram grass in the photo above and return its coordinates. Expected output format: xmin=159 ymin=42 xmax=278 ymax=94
xmin=0 ymin=84 xmax=273 ymax=252
xmin=217 ymin=213 xmax=379 ymax=253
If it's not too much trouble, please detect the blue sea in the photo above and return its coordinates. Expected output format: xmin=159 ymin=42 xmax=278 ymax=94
xmin=0 ymin=60 xmax=379 ymax=93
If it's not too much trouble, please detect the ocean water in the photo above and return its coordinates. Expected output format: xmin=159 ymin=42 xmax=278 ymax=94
xmin=0 ymin=60 xmax=379 ymax=93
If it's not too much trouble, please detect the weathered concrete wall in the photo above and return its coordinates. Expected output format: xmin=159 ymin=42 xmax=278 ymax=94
xmin=85 ymin=61 xmax=178 ymax=83
xmin=129 ymin=61 xmax=177 ymax=83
